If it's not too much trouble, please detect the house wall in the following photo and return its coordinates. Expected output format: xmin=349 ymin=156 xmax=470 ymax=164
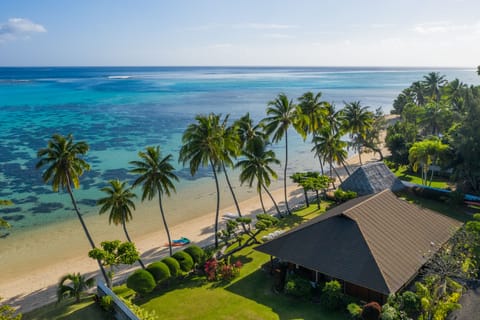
xmin=344 ymin=282 xmax=387 ymax=304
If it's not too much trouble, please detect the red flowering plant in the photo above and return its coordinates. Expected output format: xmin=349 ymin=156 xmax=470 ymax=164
xmin=203 ymin=258 xmax=243 ymax=282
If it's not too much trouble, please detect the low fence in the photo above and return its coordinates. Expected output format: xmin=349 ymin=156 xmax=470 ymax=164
xmin=97 ymin=282 xmax=140 ymax=320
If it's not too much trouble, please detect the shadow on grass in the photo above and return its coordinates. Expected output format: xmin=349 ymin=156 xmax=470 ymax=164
xmin=22 ymin=297 xmax=107 ymax=320
xmin=225 ymin=269 xmax=345 ymax=320
xmin=133 ymin=273 xmax=207 ymax=304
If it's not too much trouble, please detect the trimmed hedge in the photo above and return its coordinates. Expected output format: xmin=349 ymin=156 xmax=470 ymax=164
xmin=183 ymin=245 xmax=205 ymax=265
xmin=126 ymin=269 xmax=156 ymax=295
xmin=146 ymin=261 xmax=171 ymax=284
xmin=162 ymin=256 xmax=181 ymax=277
xmin=172 ymin=250 xmax=194 ymax=272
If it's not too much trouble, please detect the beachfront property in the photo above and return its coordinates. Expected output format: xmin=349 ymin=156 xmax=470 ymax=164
xmin=255 ymin=189 xmax=462 ymax=303
xmin=339 ymin=162 xmax=405 ymax=196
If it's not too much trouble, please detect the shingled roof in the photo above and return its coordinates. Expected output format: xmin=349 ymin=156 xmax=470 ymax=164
xmin=339 ymin=162 xmax=405 ymax=196
xmin=255 ymin=190 xmax=462 ymax=295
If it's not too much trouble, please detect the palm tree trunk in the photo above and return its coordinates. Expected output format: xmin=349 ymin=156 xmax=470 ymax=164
xmin=122 ymin=211 xmax=145 ymax=269
xmin=333 ymin=167 xmax=344 ymax=184
xmin=303 ymin=188 xmax=309 ymax=207
xmin=210 ymin=159 xmax=221 ymax=248
xmin=65 ymin=176 xmax=109 ymax=286
xmin=258 ymin=185 xmax=267 ymax=213
xmin=328 ymin=160 xmax=336 ymax=189
xmin=158 ymin=192 xmax=173 ymax=256
xmin=222 ymin=162 xmax=242 ymax=217
xmin=319 ymin=158 xmax=325 ymax=175
xmin=284 ymin=132 xmax=291 ymax=214
xmin=262 ymin=184 xmax=282 ymax=217
xmin=341 ymin=160 xmax=351 ymax=176
xmin=358 ymin=145 xmax=363 ymax=165
xmin=315 ymin=190 xmax=320 ymax=209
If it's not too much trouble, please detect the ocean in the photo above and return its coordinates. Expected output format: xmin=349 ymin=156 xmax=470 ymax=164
xmin=0 ymin=66 xmax=479 ymax=232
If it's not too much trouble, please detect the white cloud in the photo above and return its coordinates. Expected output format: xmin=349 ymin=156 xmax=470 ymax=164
xmin=413 ymin=21 xmax=468 ymax=34
xmin=0 ymin=18 xmax=46 ymax=42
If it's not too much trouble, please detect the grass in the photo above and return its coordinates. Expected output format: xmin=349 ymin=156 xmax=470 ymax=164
xmin=391 ymin=165 xmax=450 ymax=189
xmin=22 ymin=296 xmax=107 ymax=320
xmin=115 ymin=200 xmax=347 ymax=320
xmin=23 ymin=200 xmax=343 ymax=320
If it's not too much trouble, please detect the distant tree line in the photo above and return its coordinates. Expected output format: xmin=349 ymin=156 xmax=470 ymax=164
xmin=386 ymin=71 xmax=480 ymax=193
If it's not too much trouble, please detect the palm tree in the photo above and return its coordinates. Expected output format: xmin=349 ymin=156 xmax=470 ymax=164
xmin=297 ymin=91 xmax=327 ymax=137
xmin=179 ymin=113 xmax=224 ymax=248
xmin=130 ymin=146 xmax=178 ymax=256
xmin=423 ymin=72 xmax=447 ymax=102
xmin=263 ymin=93 xmax=299 ymax=214
xmin=57 ymin=272 xmax=94 ymax=303
xmin=235 ymin=113 xmax=266 ymax=150
xmin=312 ymin=130 xmax=349 ymax=185
xmin=342 ymin=101 xmax=373 ymax=165
xmin=317 ymin=102 xmax=343 ymax=175
xmin=36 ymin=134 xmax=109 ymax=284
xmin=236 ymin=137 xmax=281 ymax=215
xmin=219 ymin=116 xmax=243 ymax=218
xmin=410 ymin=81 xmax=427 ymax=106
xmin=97 ymin=179 xmax=145 ymax=269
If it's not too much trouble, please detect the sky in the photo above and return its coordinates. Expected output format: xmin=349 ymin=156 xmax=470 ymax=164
xmin=0 ymin=0 xmax=479 ymax=67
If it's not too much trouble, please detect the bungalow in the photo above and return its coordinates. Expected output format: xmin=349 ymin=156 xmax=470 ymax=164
xmin=339 ymin=162 xmax=405 ymax=196
xmin=255 ymin=190 xmax=462 ymax=303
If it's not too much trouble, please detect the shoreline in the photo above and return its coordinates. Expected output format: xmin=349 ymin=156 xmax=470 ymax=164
xmin=0 ymin=115 xmax=398 ymax=313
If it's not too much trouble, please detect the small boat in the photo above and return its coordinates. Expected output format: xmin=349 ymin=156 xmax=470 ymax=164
xmin=165 ymin=237 xmax=191 ymax=247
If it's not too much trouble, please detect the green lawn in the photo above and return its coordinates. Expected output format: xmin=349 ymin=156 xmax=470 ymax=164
xmin=116 ymin=202 xmax=347 ymax=320
xmin=392 ymin=165 xmax=450 ymax=189
xmin=22 ymin=296 xmax=107 ymax=320
xmin=24 ymin=201 xmax=346 ymax=320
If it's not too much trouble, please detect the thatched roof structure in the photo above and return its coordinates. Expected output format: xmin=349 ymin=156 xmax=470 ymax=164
xmin=339 ymin=162 xmax=405 ymax=196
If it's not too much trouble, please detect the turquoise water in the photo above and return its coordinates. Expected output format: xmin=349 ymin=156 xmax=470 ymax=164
xmin=0 ymin=66 xmax=478 ymax=230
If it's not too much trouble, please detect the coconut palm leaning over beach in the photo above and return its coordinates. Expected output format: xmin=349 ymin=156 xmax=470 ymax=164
xmin=218 ymin=116 xmax=242 ymax=217
xmin=36 ymin=133 xmax=109 ymax=285
xmin=179 ymin=113 xmax=225 ymax=248
xmin=130 ymin=146 xmax=178 ymax=257
xmin=97 ymin=179 xmax=145 ymax=268
xmin=263 ymin=93 xmax=300 ymax=215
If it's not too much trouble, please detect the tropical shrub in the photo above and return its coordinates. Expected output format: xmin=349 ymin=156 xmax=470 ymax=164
xmin=98 ymin=295 xmax=114 ymax=313
xmin=121 ymin=297 xmax=158 ymax=320
xmin=334 ymin=188 xmax=357 ymax=203
xmin=161 ymin=257 xmax=181 ymax=277
xmin=0 ymin=297 xmax=22 ymax=320
xmin=172 ymin=250 xmax=194 ymax=272
xmin=126 ymin=269 xmax=156 ymax=295
xmin=183 ymin=245 xmax=205 ymax=265
xmin=320 ymin=280 xmax=344 ymax=310
xmin=347 ymin=303 xmax=363 ymax=319
xmin=361 ymin=301 xmax=382 ymax=320
xmin=401 ymin=290 xmax=420 ymax=315
xmin=204 ymin=258 xmax=242 ymax=281
xmin=146 ymin=262 xmax=171 ymax=284
xmin=379 ymin=304 xmax=398 ymax=320
xmin=284 ymin=273 xmax=311 ymax=299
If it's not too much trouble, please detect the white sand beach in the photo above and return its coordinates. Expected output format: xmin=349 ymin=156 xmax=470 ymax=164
xmin=0 ymin=115 xmax=397 ymax=313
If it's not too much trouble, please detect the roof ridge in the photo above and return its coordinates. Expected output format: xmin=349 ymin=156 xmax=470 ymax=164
xmin=342 ymin=189 xmax=389 ymax=219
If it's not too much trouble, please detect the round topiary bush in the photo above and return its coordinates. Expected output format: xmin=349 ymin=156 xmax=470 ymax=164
xmin=172 ymin=250 xmax=194 ymax=272
xmin=146 ymin=261 xmax=171 ymax=284
xmin=162 ymin=256 xmax=181 ymax=277
xmin=183 ymin=245 xmax=205 ymax=265
xmin=126 ymin=269 xmax=156 ymax=295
